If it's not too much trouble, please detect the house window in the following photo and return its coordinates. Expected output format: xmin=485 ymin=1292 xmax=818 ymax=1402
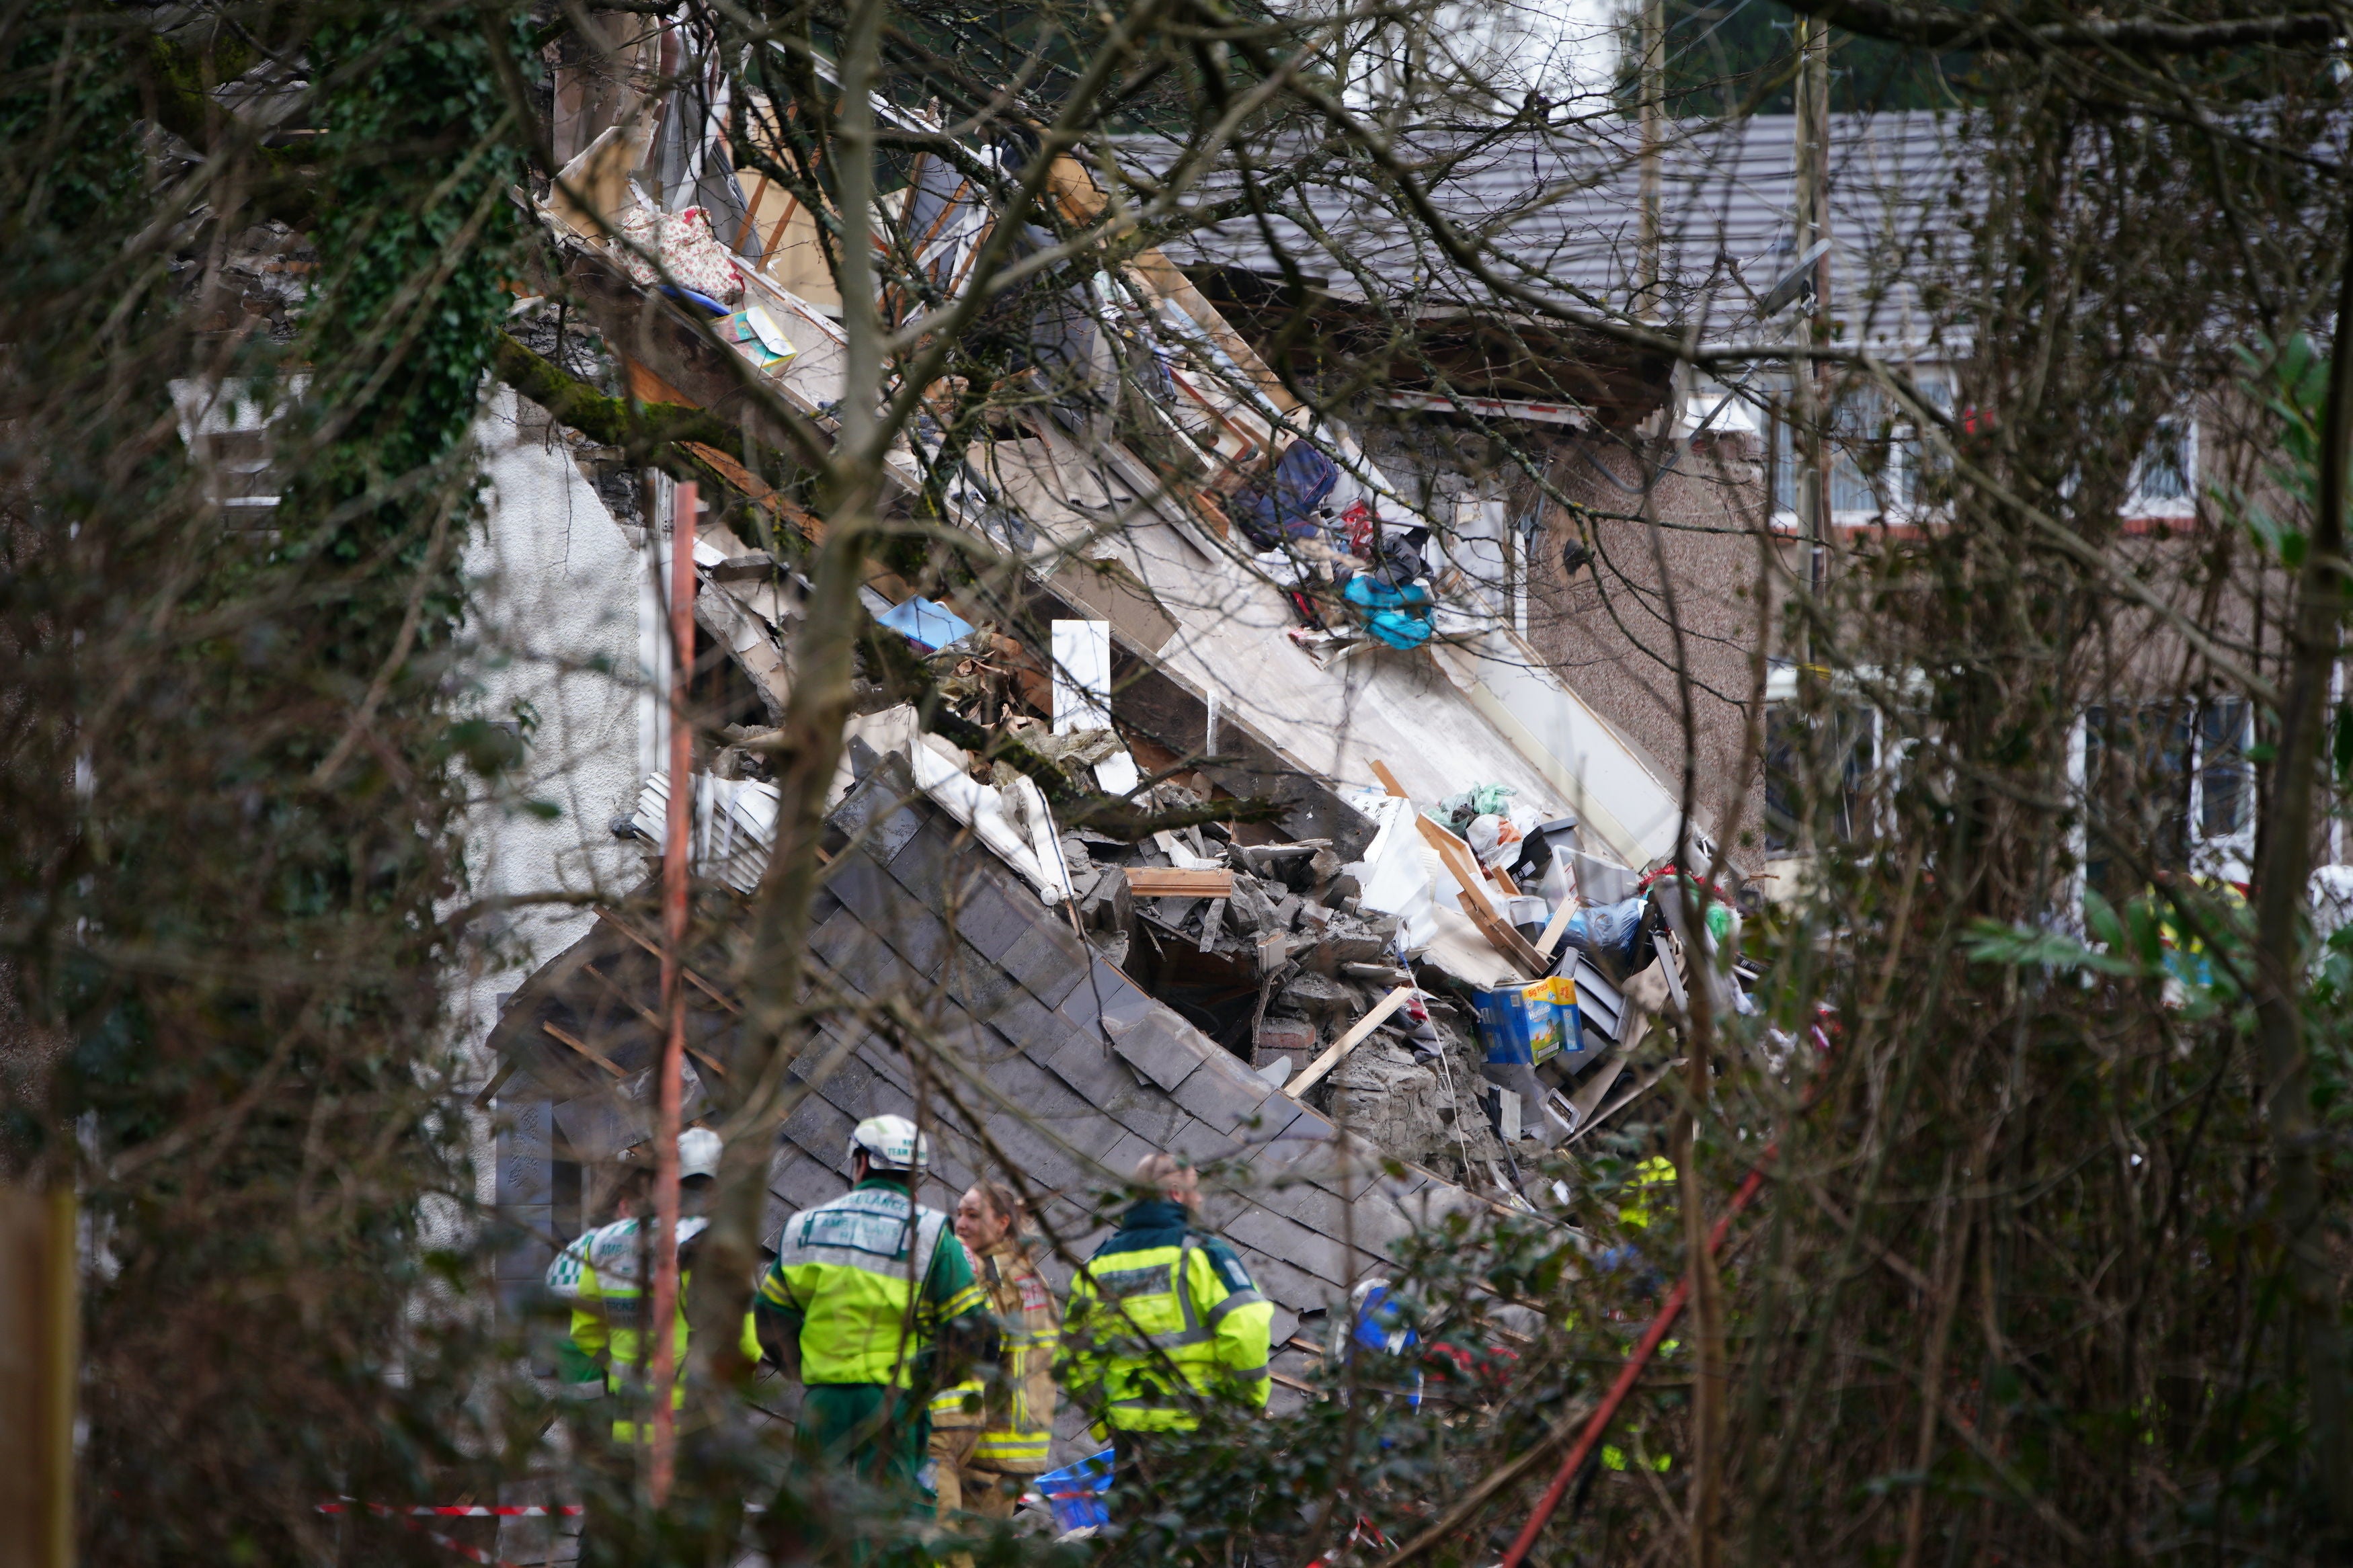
xmin=1763 ymin=692 xmax=1880 ymax=854
xmin=2128 ymin=416 xmax=2197 ymax=515
xmin=169 ymin=377 xmax=290 ymax=522
xmin=2192 ymin=696 xmax=2254 ymax=874
xmin=2081 ymin=694 xmax=2250 ymax=899
xmin=1772 ymin=374 xmax=1950 ymax=523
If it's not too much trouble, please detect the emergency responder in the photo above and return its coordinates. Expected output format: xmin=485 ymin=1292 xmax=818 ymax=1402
xmin=754 ymin=1114 xmax=992 ymax=1494
xmin=1060 ymin=1153 xmax=1272 ymax=1506
xmin=927 ymin=1180 xmax=1061 ymax=1523
xmin=549 ymin=1126 xmax=760 ymax=1444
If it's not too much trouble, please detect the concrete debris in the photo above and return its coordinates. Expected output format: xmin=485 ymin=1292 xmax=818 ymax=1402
xmin=1324 ymin=1035 xmax=1503 ymax=1171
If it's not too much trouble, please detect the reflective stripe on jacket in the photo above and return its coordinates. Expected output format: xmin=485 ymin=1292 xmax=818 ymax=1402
xmin=757 ymin=1179 xmax=988 ymax=1387
xmin=558 ymin=1234 xmax=760 ymax=1442
xmin=1060 ymin=1198 xmax=1273 ymax=1434
xmin=928 ymin=1240 xmax=1062 ymax=1473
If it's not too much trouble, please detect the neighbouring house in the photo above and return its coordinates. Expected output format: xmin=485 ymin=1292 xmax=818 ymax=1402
xmin=1164 ymin=110 xmax=2317 ymax=901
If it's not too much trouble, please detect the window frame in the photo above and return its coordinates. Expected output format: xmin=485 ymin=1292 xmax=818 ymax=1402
xmin=1760 ymin=663 xmax=1915 ymax=854
xmin=1769 ymin=368 xmax=1952 ymax=531
xmin=2124 ymin=413 xmax=2199 ymax=521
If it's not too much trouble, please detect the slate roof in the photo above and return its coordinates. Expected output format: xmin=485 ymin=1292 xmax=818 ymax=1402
xmin=488 ymin=753 xmax=1484 ymax=1343
xmin=1134 ymin=110 xmax=1965 ymax=352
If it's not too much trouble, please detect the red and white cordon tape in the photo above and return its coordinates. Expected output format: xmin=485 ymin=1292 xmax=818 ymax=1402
xmin=317 ymin=1502 xmax=583 ymax=1518
xmin=317 ymin=1500 xmax=582 ymax=1568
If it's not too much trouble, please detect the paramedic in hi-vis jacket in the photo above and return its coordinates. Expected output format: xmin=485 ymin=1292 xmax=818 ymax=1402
xmin=754 ymin=1115 xmax=992 ymax=1495
xmin=546 ymin=1128 xmax=761 ymax=1446
xmin=1060 ymin=1153 xmax=1273 ymax=1503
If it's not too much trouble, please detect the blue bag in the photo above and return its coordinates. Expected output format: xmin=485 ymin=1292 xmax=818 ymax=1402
xmin=1037 ymin=1449 xmax=1115 ymax=1531
xmin=1228 ymin=441 xmax=1340 ymax=549
xmin=1343 ymin=575 xmax=1433 ymax=649
xmin=1564 ymin=896 xmax=1654 ymax=977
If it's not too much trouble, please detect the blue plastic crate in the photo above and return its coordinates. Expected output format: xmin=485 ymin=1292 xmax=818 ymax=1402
xmin=1035 ymin=1448 xmax=1114 ymax=1532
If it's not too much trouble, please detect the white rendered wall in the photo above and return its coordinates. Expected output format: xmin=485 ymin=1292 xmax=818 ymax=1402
xmin=455 ymin=388 xmax=649 ymax=1119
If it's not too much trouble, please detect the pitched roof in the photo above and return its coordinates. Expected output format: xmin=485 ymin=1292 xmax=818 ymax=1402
xmin=1138 ymin=110 xmax=1964 ymax=353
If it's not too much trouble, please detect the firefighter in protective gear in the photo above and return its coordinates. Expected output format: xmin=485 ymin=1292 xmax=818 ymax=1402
xmin=754 ymin=1114 xmax=992 ymax=1494
xmin=1060 ymin=1154 xmax=1271 ymax=1500
xmin=548 ymin=1127 xmax=760 ymax=1443
xmin=928 ymin=1180 xmax=1061 ymax=1521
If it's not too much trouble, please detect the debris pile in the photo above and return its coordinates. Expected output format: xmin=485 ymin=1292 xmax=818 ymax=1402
xmin=471 ymin=36 xmax=1767 ymax=1311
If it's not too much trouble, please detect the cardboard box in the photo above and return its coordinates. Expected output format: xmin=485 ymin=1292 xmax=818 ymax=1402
xmin=1474 ymin=977 xmax=1576 ymax=1066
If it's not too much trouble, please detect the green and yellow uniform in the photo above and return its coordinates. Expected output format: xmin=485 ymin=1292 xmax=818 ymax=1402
xmin=548 ymin=1215 xmax=760 ymax=1444
xmin=1060 ymin=1198 xmax=1273 ymax=1438
xmin=928 ymin=1237 xmax=1061 ymax=1516
xmin=1614 ymin=1155 xmax=1678 ymax=1231
xmin=756 ymin=1178 xmax=990 ymax=1489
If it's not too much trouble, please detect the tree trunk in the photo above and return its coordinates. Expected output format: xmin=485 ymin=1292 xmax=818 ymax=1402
xmin=2247 ymin=217 xmax=2353 ymax=1532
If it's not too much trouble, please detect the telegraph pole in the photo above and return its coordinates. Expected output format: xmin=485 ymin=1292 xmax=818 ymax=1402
xmin=1791 ymin=17 xmax=1831 ymax=648
xmin=1638 ymin=0 xmax=1665 ymax=317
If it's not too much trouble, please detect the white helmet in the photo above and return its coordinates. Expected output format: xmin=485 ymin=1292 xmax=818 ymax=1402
xmin=679 ymin=1126 xmax=723 ymax=1182
xmin=848 ymin=1114 xmax=928 ymax=1173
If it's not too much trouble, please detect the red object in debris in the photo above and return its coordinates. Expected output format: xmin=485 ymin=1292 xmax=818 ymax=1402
xmin=1308 ymin=1514 xmax=1394 ymax=1567
xmin=1422 ymin=1336 xmax=1519 ymax=1393
xmin=317 ymin=1500 xmax=580 ymax=1568
xmin=1493 ymin=1159 xmax=1773 ymax=1568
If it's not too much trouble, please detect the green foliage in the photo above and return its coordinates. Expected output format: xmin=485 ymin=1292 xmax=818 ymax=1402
xmin=2223 ymin=335 xmax=2334 ymax=569
xmin=0 ymin=5 xmax=539 ymax=1563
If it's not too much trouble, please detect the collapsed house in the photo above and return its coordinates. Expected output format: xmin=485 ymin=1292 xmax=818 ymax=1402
xmin=396 ymin=26 xmax=1763 ymax=1429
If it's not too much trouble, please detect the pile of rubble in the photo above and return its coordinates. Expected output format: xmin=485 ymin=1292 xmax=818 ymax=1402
xmin=481 ymin=46 xmax=1758 ymax=1214
xmin=632 ymin=684 xmax=1757 ymax=1193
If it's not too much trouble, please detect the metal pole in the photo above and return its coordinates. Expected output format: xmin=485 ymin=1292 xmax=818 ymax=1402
xmin=649 ymin=480 xmax=697 ymax=1503
xmin=1638 ymin=0 xmax=1665 ymax=317
xmin=1492 ymin=1159 xmax=1773 ymax=1568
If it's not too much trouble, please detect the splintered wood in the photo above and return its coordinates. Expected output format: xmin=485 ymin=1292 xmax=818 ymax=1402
xmin=1286 ymin=985 xmax=1417 ymax=1097
xmin=1369 ymin=760 xmax=1547 ymax=977
xmin=1125 ymin=867 xmax=1235 ymax=897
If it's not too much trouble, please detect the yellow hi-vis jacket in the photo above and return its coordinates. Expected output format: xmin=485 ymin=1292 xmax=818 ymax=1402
xmin=1615 ymin=1156 xmax=1678 ymax=1231
xmin=1060 ymin=1199 xmax=1272 ymax=1434
xmin=755 ymin=1178 xmax=989 ymax=1389
xmin=928 ymin=1239 xmax=1062 ymax=1473
xmin=548 ymin=1216 xmax=760 ymax=1443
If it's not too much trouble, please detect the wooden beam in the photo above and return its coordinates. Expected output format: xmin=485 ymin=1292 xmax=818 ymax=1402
xmin=1536 ymin=894 xmax=1578 ymax=962
xmin=1287 ymin=985 xmax=1417 ymax=1097
xmin=1429 ymin=825 xmax=1550 ymax=977
xmin=581 ymin=962 xmax=732 ymax=1081
xmin=594 ymin=908 xmax=742 ymax=1015
xmin=543 ymin=1020 xmax=625 ymax=1079
xmin=735 ymin=172 xmax=770 ymax=253
xmin=1564 ymin=1063 xmax=1677 ymax=1146
xmin=1371 ymin=757 xmax=1546 ymax=975
xmin=1125 ymin=866 xmax=1234 ymax=897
